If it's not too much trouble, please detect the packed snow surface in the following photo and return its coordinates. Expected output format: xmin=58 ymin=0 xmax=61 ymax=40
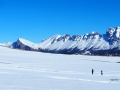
xmin=0 ymin=46 xmax=120 ymax=90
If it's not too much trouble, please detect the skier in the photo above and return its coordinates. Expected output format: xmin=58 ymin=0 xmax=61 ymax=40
xmin=101 ymin=70 xmax=103 ymax=75
xmin=92 ymin=69 xmax=94 ymax=75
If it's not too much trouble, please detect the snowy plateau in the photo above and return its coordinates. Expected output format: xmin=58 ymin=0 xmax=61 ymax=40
xmin=0 ymin=46 xmax=120 ymax=90
xmin=8 ymin=26 xmax=120 ymax=55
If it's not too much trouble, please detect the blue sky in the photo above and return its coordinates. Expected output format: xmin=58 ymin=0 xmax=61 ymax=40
xmin=0 ymin=0 xmax=120 ymax=43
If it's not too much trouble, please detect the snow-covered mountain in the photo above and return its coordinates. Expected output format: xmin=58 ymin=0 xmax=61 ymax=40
xmin=9 ymin=26 xmax=120 ymax=55
xmin=12 ymin=38 xmax=39 ymax=51
xmin=0 ymin=42 xmax=13 ymax=47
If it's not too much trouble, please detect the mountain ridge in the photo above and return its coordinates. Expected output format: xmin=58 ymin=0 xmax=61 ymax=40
xmin=2 ymin=26 xmax=120 ymax=55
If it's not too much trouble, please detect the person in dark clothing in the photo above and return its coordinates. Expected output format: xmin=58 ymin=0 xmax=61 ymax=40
xmin=92 ymin=69 xmax=94 ymax=75
xmin=101 ymin=70 xmax=103 ymax=75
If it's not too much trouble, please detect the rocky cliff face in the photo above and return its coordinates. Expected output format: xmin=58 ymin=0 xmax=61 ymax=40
xmin=11 ymin=26 xmax=120 ymax=55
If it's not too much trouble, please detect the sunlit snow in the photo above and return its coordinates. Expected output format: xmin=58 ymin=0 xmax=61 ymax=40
xmin=0 ymin=46 xmax=120 ymax=90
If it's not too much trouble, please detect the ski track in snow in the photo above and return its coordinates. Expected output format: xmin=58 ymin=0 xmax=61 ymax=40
xmin=46 ymin=76 xmax=112 ymax=84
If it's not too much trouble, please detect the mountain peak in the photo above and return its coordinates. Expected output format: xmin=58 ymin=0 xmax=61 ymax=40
xmin=12 ymin=38 xmax=38 ymax=50
xmin=106 ymin=26 xmax=120 ymax=39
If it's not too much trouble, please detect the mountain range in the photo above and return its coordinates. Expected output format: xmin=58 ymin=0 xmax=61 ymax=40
xmin=1 ymin=26 xmax=120 ymax=55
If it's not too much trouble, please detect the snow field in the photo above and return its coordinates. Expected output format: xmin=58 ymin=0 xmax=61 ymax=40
xmin=0 ymin=46 xmax=120 ymax=90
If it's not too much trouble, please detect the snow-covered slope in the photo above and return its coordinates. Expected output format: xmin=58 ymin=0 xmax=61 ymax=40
xmin=12 ymin=38 xmax=39 ymax=51
xmin=37 ymin=26 xmax=120 ymax=55
xmin=10 ymin=26 xmax=120 ymax=55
